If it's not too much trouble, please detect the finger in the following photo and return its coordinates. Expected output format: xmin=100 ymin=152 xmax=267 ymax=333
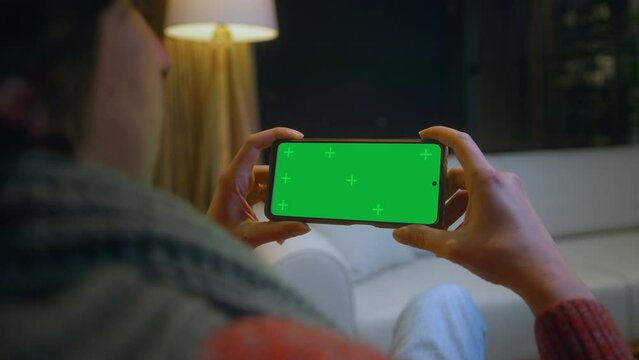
xmin=229 ymin=128 xmax=304 ymax=174
xmin=443 ymin=190 xmax=468 ymax=229
xmin=445 ymin=167 xmax=466 ymax=200
xmin=245 ymin=166 xmax=270 ymax=205
xmin=419 ymin=126 xmax=494 ymax=178
xmin=235 ymin=221 xmax=311 ymax=248
xmin=241 ymin=196 xmax=260 ymax=222
xmin=393 ymin=224 xmax=452 ymax=257
xmin=253 ymin=165 xmax=270 ymax=186
xmin=246 ymin=184 xmax=267 ymax=205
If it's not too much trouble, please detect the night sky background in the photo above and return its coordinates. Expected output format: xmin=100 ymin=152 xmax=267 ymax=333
xmin=255 ymin=0 xmax=461 ymax=139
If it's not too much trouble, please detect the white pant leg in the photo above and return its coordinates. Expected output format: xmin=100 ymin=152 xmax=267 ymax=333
xmin=390 ymin=284 xmax=486 ymax=360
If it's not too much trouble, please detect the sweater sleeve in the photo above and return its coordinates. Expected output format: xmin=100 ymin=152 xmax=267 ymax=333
xmin=199 ymin=317 xmax=389 ymax=360
xmin=534 ymin=299 xmax=633 ymax=359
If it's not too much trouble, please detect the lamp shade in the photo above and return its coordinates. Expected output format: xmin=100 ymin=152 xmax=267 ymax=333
xmin=165 ymin=0 xmax=278 ymax=43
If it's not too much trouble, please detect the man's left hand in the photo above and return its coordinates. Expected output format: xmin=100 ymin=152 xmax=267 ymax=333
xmin=208 ymin=127 xmax=311 ymax=248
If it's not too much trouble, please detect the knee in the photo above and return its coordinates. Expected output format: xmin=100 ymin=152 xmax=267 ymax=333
xmin=428 ymin=284 xmax=471 ymax=300
xmin=406 ymin=284 xmax=483 ymax=326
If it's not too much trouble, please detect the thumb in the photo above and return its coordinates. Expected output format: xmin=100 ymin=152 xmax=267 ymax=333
xmin=236 ymin=221 xmax=311 ymax=247
xmin=393 ymin=225 xmax=450 ymax=257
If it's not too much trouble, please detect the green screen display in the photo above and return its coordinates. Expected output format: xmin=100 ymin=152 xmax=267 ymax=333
xmin=268 ymin=141 xmax=444 ymax=226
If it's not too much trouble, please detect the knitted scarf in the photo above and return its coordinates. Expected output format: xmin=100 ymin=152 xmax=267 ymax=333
xmin=0 ymin=150 xmax=332 ymax=359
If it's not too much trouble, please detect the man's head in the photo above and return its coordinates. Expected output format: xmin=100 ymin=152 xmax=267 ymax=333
xmin=0 ymin=0 xmax=170 ymax=183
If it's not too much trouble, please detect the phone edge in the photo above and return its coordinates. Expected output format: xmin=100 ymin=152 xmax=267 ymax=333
xmin=264 ymin=139 xmax=448 ymax=229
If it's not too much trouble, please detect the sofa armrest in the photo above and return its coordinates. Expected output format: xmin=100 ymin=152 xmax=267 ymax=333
xmin=254 ymin=231 xmax=356 ymax=335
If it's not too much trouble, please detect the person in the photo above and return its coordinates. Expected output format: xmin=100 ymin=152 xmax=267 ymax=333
xmin=0 ymin=0 xmax=632 ymax=359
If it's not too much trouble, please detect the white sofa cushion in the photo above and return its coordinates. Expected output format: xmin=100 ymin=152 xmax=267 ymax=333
xmin=254 ymin=233 xmax=356 ymax=335
xmin=314 ymin=224 xmax=417 ymax=283
xmin=487 ymin=146 xmax=639 ymax=238
xmin=557 ymin=230 xmax=639 ymax=339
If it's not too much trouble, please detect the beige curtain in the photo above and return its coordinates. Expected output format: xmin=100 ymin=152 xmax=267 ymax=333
xmin=154 ymin=38 xmax=260 ymax=212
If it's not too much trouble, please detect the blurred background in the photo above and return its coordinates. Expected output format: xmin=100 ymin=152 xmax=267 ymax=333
xmin=157 ymin=0 xmax=639 ymax=210
xmin=256 ymin=0 xmax=639 ymax=152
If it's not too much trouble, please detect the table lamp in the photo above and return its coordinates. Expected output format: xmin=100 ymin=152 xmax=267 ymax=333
xmin=165 ymin=0 xmax=278 ymax=43
xmin=158 ymin=0 xmax=279 ymax=211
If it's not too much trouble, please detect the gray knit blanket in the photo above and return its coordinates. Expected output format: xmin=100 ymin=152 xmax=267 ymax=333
xmin=0 ymin=150 xmax=331 ymax=359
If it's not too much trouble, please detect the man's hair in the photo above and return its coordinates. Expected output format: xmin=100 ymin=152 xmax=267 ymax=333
xmin=0 ymin=0 xmax=166 ymax=148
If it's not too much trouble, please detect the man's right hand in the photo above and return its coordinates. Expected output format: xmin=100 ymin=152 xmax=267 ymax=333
xmin=393 ymin=126 xmax=594 ymax=315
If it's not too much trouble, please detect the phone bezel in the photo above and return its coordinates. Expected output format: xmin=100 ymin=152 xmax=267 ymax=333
xmin=265 ymin=139 xmax=448 ymax=229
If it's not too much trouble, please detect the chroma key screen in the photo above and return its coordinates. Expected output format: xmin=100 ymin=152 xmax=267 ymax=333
xmin=267 ymin=141 xmax=445 ymax=226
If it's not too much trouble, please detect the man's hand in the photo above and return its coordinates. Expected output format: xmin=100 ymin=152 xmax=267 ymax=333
xmin=393 ymin=126 xmax=594 ymax=315
xmin=208 ymin=127 xmax=311 ymax=248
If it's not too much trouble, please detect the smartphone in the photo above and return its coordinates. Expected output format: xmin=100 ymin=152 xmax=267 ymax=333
xmin=265 ymin=139 xmax=447 ymax=228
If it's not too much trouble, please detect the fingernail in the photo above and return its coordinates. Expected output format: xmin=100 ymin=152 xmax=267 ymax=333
xmin=393 ymin=228 xmax=406 ymax=239
xmin=291 ymin=130 xmax=304 ymax=137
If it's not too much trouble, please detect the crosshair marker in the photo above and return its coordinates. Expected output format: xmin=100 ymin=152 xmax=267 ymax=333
xmin=420 ymin=149 xmax=432 ymax=160
xmin=278 ymin=200 xmax=289 ymax=211
xmin=281 ymin=173 xmax=292 ymax=184
xmin=325 ymin=147 xmax=336 ymax=159
xmin=346 ymin=175 xmax=358 ymax=186
xmin=372 ymin=204 xmax=384 ymax=215
xmin=284 ymin=147 xmax=294 ymax=158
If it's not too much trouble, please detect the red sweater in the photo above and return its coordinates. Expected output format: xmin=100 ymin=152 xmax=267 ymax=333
xmin=201 ymin=299 xmax=633 ymax=359
xmin=535 ymin=300 xmax=633 ymax=359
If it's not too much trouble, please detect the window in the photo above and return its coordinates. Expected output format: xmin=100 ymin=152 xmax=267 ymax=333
xmin=256 ymin=0 xmax=638 ymax=151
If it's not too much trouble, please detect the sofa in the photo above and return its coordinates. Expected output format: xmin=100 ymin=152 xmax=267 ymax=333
xmin=254 ymin=145 xmax=639 ymax=359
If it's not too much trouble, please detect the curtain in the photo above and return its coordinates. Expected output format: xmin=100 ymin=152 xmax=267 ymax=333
xmin=154 ymin=38 xmax=260 ymax=212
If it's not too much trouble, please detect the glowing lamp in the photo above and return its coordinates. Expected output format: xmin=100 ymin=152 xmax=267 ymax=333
xmin=165 ymin=0 xmax=278 ymax=43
